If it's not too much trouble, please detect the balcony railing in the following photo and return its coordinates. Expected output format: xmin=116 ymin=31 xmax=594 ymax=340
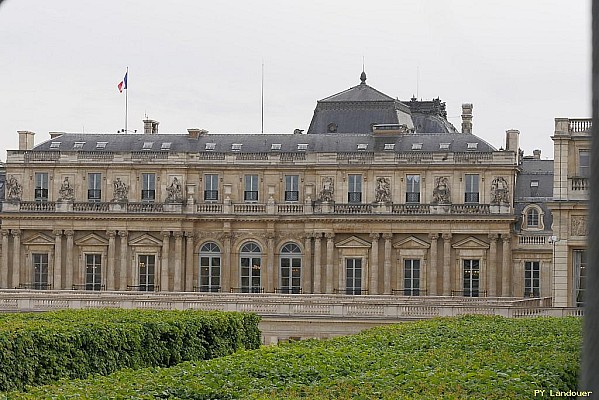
xmin=569 ymin=118 xmax=592 ymax=133
xmin=10 ymin=201 xmax=502 ymax=216
xmin=571 ymin=177 xmax=589 ymax=191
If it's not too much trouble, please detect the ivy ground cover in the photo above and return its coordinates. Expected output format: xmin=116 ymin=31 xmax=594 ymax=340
xmin=7 ymin=315 xmax=581 ymax=399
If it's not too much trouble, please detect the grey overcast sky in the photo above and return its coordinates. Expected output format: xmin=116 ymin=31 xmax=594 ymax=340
xmin=0 ymin=0 xmax=590 ymax=161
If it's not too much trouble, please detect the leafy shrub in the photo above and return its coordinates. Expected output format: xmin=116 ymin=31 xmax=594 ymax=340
xmin=0 ymin=309 xmax=261 ymax=392
xmin=6 ymin=315 xmax=581 ymax=399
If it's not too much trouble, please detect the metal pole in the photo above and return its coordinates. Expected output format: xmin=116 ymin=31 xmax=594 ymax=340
xmin=125 ymin=67 xmax=128 ymax=133
xmin=581 ymin=0 xmax=599 ymax=394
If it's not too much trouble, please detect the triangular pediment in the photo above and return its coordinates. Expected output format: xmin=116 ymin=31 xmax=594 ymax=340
xmin=335 ymin=235 xmax=372 ymax=248
xmin=452 ymin=236 xmax=490 ymax=249
xmin=22 ymin=232 xmax=54 ymax=246
xmin=128 ymin=233 xmax=162 ymax=247
xmin=393 ymin=236 xmax=430 ymax=249
xmin=75 ymin=233 xmax=108 ymax=246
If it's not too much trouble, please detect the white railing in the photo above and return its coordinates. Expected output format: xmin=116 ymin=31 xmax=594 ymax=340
xmin=569 ymin=118 xmax=592 ymax=133
xmin=517 ymin=234 xmax=550 ymax=246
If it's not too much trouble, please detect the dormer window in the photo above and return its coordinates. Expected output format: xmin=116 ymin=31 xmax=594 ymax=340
xmin=530 ymin=180 xmax=539 ymax=187
xmin=384 ymin=143 xmax=395 ymax=151
xmin=411 ymin=143 xmax=423 ymax=150
xmin=96 ymin=142 xmax=107 ymax=149
xmin=271 ymin=143 xmax=281 ymax=151
xmin=357 ymin=144 xmax=368 ymax=151
xmin=439 ymin=143 xmax=450 ymax=150
xmin=205 ymin=143 xmax=216 ymax=151
xmin=297 ymin=143 xmax=308 ymax=151
xmin=467 ymin=142 xmax=478 ymax=150
xmin=142 ymin=142 xmax=154 ymax=150
xmin=160 ymin=142 xmax=172 ymax=150
xmin=50 ymin=142 xmax=61 ymax=149
xmin=231 ymin=143 xmax=243 ymax=152
xmin=73 ymin=142 xmax=85 ymax=149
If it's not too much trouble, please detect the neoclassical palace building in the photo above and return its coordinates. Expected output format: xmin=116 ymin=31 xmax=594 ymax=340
xmin=0 ymin=73 xmax=589 ymax=308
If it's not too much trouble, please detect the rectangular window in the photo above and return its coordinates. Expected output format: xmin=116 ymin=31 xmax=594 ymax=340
xmin=285 ymin=175 xmax=299 ymax=202
xmin=345 ymin=258 xmax=363 ymax=295
xmin=404 ymin=259 xmax=421 ymax=296
xmin=200 ymin=255 xmax=221 ymax=292
xmin=574 ymin=250 xmax=587 ymax=307
xmin=280 ymin=256 xmax=302 ymax=294
xmin=348 ymin=174 xmax=362 ymax=203
xmin=32 ymin=253 xmax=49 ymax=290
xmin=204 ymin=174 xmax=219 ymax=201
xmin=579 ymin=150 xmax=590 ymax=178
xmin=244 ymin=174 xmax=259 ymax=202
xmin=138 ymin=255 xmax=155 ymax=292
xmin=464 ymin=174 xmax=480 ymax=203
xmin=141 ymin=173 xmax=156 ymax=202
xmin=240 ymin=256 xmax=261 ymax=293
xmin=406 ymin=175 xmax=420 ymax=203
xmin=524 ymin=261 xmax=540 ymax=298
xmin=34 ymin=172 xmax=49 ymax=202
xmin=85 ymin=254 xmax=102 ymax=291
xmin=88 ymin=173 xmax=102 ymax=202
xmin=463 ymin=259 xmax=480 ymax=297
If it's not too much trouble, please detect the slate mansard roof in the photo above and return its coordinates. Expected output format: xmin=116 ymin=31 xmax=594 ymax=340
xmin=307 ymin=72 xmax=459 ymax=135
xmin=514 ymin=158 xmax=554 ymax=232
xmin=33 ymin=132 xmax=497 ymax=154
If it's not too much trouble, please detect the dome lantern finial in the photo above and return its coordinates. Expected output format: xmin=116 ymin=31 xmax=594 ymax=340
xmin=360 ymin=70 xmax=367 ymax=84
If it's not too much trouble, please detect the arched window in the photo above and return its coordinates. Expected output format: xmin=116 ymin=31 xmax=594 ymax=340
xmin=526 ymin=208 xmax=540 ymax=227
xmin=199 ymin=242 xmax=221 ymax=292
xmin=240 ymin=242 xmax=262 ymax=293
xmin=279 ymin=243 xmax=302 ymax=294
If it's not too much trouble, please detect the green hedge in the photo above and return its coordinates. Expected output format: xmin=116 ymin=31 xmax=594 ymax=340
xmin=6 ymin=315 xmax=581 ymax=399
xmin=0 ymin=309 xmax=261 ymax=392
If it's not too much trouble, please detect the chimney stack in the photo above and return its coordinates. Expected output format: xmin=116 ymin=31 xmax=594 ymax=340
xmin=533 ymin=149 xmax=541 ymax=159
xmin=461 ymin=103 xmax=473 ymax=134
xmin=187 ymin=128 xmax=208 ymax=139
xmin=143 ymin=119 xmax=159 ymax=134
xmin=18 ymin=130 xmax=35 ymax=150
xmin=505 ymin=129 xmax=520 ymax=152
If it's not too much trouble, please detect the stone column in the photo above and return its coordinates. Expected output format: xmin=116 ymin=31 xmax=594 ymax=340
xmin=11 ymin=230 xmax=21 ymax=288
xmin=429 ymin=233 xmax=439 ymax=296
xmin=53 ymin=229 xmax=63 ymax=289
xmin=1 ymin=230 xmax=9 ymax=288
xmin=488 ymin=233 xmax=498 ymax=297
xmin=106 ymin=230 xmax=116 ymax=290
xmin=369 ymin=233 xmax=380 ymax=294
xmin=442 ymin=233 xmax=452 ymax=296
xmin=173 ymin=231 xmax=183 ymax=291
xmin=325 ymin=232 xmax=335 ymax=293
xmin=303 ymin=233 xmax=312 ymax=293
xmin=184 ymin=231 xmax=194 ymax=291
xmin=119 ymin=230 xmax=128 ymax=289
xmin=223 ymin=233 xmax=233 ymax=291
xmin=64 ymin=230 xmax=74 ymax=289
xmin=266 ymin=232 xmax=275 ymax=292
xmin=161 ymin=231 xmax=171 ymax=291
xmin=313 ymin=233 xmax=322 ymax=294
xmin=501 ymin=235 xmax=511 ymax=297
xmin=382 ymin=233 xmax=393 ymax=294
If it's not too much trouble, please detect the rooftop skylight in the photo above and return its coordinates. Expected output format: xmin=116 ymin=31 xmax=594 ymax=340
xmin=50 ymin=142 xmax=61 ymax=149
xmin=384 ymin=143 xmax=395 ymax=151
xmin=411 ymin=143 xmax=423 ymax=150
xmin=73 ymin=142 xmax=85 ymax=149
xmin=161 ymin=142 xmax=172 ymax=150
xmin=205 ymin=143 xmax=216 ymax=151
xmin=357 ymin=143 xmax=368 ymax=151
xmin=271 ymin=143 xmax=282 ymax=150
xmin=231 ymin=143 xmax=243 ymax=151
xmin=297 ymin=143 xmax=308 ymax=151
xmin=467 ymin=142 xmax=478 ymax=150
xmin=142 ymin=142 xmax=154 ymax=150
xmin=96 ymin=142 xmax=107 ymax=149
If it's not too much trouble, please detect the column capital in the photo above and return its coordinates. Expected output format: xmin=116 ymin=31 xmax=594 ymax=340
xmin=324 ymin=232 xmax=335 ymax=240
xmin=107 ymin=230 xmax=117 ymax=238
xmin=303 ymin=232 xmax=313 ymax=240
xmin=173 ymin=231 xmax=184 ymax=238
xmin=442 ymin=233 xmax=452 ymax=240
xmin=369 ymin=233 xmax=380 ymax=241
xmin=488 ymin=233 xmax=499 ymax=241
xmin=382 ymin=233 xmax=393 ymax=241
xmin=313 ymin=232 xmax=323 ymax=239
xmin=161 ymin=231 xmax=171 ymax=238
xmin=52 ymin=229 xmax=63 ymax=237
xmin=222 ymin=232 xmax=233 ymax=241
xmin=428 ymin=233 xmax=439 ymax=240
xmin=184 ymin=231 xmax=195 ymax=238
xmin=1 ymin=229 xmax=10 ymax=237
xmin=10 ymin=229 xmax=21 ymax=237
xmin=118 ymin=230 xmax=128 ymax=238
xmin=64 ymin=230 xmax=74 ymax=237
xmin=265 ymin=231 xmax=276 ymax=240
xmin=502 ymin=235 xmax=511 ymax=244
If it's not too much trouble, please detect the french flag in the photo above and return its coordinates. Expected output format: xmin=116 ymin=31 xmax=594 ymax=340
xmin=117 ymin=71 xmax=128 ymax=93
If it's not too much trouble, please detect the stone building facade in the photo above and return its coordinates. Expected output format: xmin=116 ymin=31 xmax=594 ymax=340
xmin=0 ymin=74 xmax=588 ymax=307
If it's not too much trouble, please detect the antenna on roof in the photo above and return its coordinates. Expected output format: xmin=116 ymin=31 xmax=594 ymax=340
xmin=261 ymin=60 xmax=264 ymax=134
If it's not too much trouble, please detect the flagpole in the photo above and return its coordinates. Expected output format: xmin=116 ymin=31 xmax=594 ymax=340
xmin=261 ymin=61 xmax=264 ymax=134
xmin=125 ymin=67 xmax=128 ymax=133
